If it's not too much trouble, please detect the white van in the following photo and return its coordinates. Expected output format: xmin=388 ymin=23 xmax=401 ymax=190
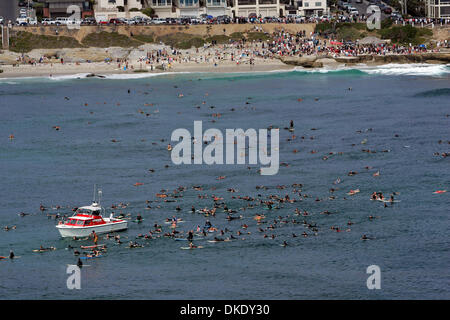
xmin=16 ymin=17 xmax=37 ymax=26
xmin=42 ymin=18 xmax=56 ymax=25
xmin=55 ymin=17 xmax=70 ymax=25
xmin=152 ymin=18 xmax=166 ymax=25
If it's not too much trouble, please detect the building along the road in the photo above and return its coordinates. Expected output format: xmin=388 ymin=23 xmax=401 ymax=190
xmin=426 ymin=0 xmax=450 ymax=18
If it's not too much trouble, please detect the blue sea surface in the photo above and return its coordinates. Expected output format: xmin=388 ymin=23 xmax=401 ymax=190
xmin=0 ymin=66 xmax=449 ymax=299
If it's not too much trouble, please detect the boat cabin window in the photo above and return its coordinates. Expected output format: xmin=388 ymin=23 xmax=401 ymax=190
xmin=76 ymin=208 xmax=101 ymax=215
xmin=76 ymin=220 xmax=84 ymax=226
xmin=68 ymin=219 xmax=77 ymax=224
xmin=84 ymin=220 xmax=93 ymax=226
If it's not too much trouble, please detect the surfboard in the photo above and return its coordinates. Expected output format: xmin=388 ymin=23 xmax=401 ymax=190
xmin=131 ymin=219 xmax=144 ymax=223
xmin=80 ymin=244 xmax=105 ymax=249
xmin=180 ymin=246 xmax=204 ymax=250
xmin=80 ymin=255 xmax=103 ymax=260
xmin=174 ymin=238 xmax=202 ymax=241
xmin=207 ymin=239 xmax=231 ymax=243
xmin=164 ymin=220 xmax=184 ymax=224
xmin=33 ymin=248 xmax=56 ymax=252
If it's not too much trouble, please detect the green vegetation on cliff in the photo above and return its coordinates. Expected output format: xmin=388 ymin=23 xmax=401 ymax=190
xmin=82 ymin=32 xmax=141 ymax=48
xmin=157 ymin=33 xmax=205 ymax=49
xmin=315 ymin=21 xmax=433 ymax=45
xmin=133 ymin=34 xmax=154 ymax=43
xmin=378 ymin=25 xmax=432 ymax=45
xmin=8 ymin=29 xmax=285 ymax=52
xmin=9 ymin=31 xmax=83 ymax=53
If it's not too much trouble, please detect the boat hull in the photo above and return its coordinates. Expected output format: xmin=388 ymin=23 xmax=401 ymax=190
xmin=56 ymin=220 xmax=128 ymax=238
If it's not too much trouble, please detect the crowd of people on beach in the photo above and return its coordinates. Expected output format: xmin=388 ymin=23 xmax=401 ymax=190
xmin=9 ymin=20 xmax=449 ymax=72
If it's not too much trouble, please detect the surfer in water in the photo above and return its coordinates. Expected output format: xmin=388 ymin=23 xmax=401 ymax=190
xmin=9 ymin=250 xmax=14 ymax=259
xmin=187 ymin=230 xmax=194 ymax=242
xmin=188 ymin=242 xmax=198 ymax=249
xmin=90 ymin=231 xmax=98 ymax=245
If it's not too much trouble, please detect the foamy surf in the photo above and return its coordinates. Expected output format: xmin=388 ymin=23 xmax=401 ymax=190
xmin=1 ymin=63 xmax=448 ymax=83
xmin=102 ymin=71 xmax=192 ymax=80
xmin=360 ymin=63 xmax=450 ymax=76
xmin=48 ymin=73 xmax=91 ymax=80
xmin=294 ymin=63 xmax=450 ymax=76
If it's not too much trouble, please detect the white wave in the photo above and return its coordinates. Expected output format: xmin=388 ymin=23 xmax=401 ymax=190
xmin=1 ymin=63 xmax=448 ymax=83
xmin=298 ymin=65 xmax=354 ymax=73
xmin=359 ymin=63 xmax=450 ymax=76
xmin=48 ymin=73 xmax=91 ymax=80
xmin=293 ymin=63 xmax=450 ymax=76
xmin=102 ymin=71 xmax=192 ymax=80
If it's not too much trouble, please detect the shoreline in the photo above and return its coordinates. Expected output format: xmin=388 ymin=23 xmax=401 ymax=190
xmin=0 ymin=63 xmax=295 ymax=79
xmin=1 ymin=55 xmax=449 ymax=80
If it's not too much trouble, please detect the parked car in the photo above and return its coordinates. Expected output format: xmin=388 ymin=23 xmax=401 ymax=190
xmin=81 ymin=17 xmax=96 ymax=25
xmin=55 ymin=17 xmax=70 ymax=25
xmin=41 ymin=18 xmax=56 ymax=25
xmin=151 ymin=18 xmax=166 ymax=24
xmin=383 ymin=7 xmax=392 ymax=14
xmin=16 ymin=17 xmax=37 ymax=26
xmin=342 ymin=3 xmax=352 ymax=10
xmin=391 ymin=12 xmax=402 ymax=19
xmin=108 ymin=18 xmax=124 ymax=25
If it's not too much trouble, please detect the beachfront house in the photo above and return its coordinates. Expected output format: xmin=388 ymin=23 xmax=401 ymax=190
xmin=284 ymin=0 xmax=328 ymax=17
xmin=206 ymin=0 xmax=231 ymax=17
xmin=297 ymin=0 xmax=328 ymax=16
xmin=231 ymin=0 xmax=285 ymax=18
xmin=94 ymin=0 xmax=147 ymax=21
xmin=37 ymin=0 xmax=94 ymax=18
xmin=425 ymin=0 xmax=450 ymax=18
xmin=150 ymin=0 xmax=176 ymax=18
xmin=175 ymin=0 xmax=200 ymax=18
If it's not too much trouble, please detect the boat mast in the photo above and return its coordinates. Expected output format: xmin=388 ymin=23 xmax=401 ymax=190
xmin=98 ymin=189 xmax=102 ymax=206
xmin=92 ymin=184 xmax=102 ymax=205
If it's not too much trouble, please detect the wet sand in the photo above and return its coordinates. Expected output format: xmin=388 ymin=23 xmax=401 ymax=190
xmin=0 ymin=60 xmax=296 ymax=79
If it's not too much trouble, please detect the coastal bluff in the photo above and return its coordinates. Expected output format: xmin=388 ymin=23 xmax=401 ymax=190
xmin=9 ymin=24 xmax=316 ymax=43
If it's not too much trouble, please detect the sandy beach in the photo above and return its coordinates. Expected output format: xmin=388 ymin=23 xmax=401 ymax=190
xmin=0 ymin=59 xmax=295 ymax=79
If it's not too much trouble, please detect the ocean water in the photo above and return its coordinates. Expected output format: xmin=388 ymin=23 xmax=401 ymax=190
xmin=0 ymin=64 xmax=449 ymax=299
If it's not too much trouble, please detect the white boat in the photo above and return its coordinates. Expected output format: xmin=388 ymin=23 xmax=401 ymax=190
xmin=56 ymin=187 xmax=127 ymax=238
